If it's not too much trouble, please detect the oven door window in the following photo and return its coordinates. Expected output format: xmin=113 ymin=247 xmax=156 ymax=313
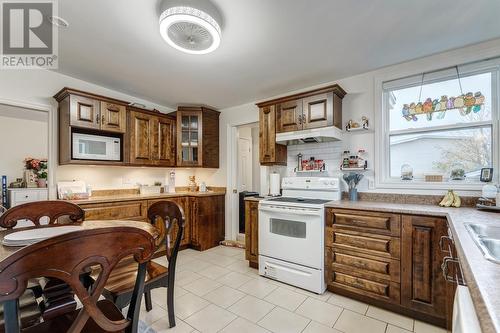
xmin=269 ymin=218 xmax=306 ymax=238
xmin=79 ymin=139 xmax=107 ymax=156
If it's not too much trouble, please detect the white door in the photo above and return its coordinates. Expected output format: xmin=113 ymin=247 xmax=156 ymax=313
xmin=237 ymin=137 xmax=252 ymax=191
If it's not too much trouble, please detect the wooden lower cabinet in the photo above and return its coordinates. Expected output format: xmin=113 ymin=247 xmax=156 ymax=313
xmin=190 ymin=196 xmax=225 ymax=251
xmin=244 ymin=200 xmax=259 ymax=268
xmin=401 ymin=215 xmax=448 ymax=320
xmin=78 ymin=194 xmax=225 ymax=254
xmin=325 ymin=208 xmax=451 ymax=328
xmin=80 ymin=200 xmax=148 ymax=221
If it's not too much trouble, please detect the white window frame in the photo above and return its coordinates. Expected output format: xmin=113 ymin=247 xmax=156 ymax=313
xmin=375 ymin=59 xmax=500 ymax=191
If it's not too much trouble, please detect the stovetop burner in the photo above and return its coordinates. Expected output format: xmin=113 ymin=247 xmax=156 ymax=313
xmin=265 ymin=197 xmax=331 ymax=205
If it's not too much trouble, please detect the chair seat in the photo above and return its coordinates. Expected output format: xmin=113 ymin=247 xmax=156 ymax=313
xmin=99 ymin=258 xmax=168 ymax=296
xmin=23 ymin=300 xmax=125 ymax=333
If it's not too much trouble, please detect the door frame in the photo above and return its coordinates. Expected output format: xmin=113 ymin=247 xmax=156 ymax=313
xmin=0 ymin=98 xmax=55 ymax=199
xmin=226 ymin=121 xmax=259 ymax=241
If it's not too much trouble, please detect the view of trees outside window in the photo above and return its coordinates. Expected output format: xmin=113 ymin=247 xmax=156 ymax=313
xmin=387 ymin=71 xmax=494 ymax=180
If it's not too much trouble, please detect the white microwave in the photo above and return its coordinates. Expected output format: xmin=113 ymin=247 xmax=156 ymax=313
xmin=72 ymin=133 xmax=121 ymax=161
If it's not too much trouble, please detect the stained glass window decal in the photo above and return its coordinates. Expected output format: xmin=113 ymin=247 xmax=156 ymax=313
xmin=401 ymin=92 xmax=485 ymax=121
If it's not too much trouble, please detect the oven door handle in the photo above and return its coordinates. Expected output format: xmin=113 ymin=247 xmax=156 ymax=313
xmin=259 ymin=206 xmax=322 ymax=216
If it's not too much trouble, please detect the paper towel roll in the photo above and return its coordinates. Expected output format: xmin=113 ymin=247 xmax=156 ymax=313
xmin=269 ymin=173 xmax=281 ymax=196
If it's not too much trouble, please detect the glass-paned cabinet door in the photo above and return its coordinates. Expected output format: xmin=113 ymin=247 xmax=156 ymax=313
xmin=180 ymin=114 xmax=200 ymax=164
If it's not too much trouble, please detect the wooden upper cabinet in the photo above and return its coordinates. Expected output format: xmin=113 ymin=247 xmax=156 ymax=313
xmin=259 ymin=105 xmax=287 ymax=165
xmin=302 ymin=92 xmax=333 ymax=129
xmin=176 ymin=106 xmax=220 ymax=168
xmin=54 ymin=88 xmax=129 ymax=133
xmin=155 ymin=116 xmax=176 ymax=167
xmin=129 ymin=110 xmax=155 ymax=165
xmin=69 ymin=95 xmax=100 ymax=129
xmin=100 ymin=101 xmax=126 ymax=133
xmin=259 ymin=84 xmax=346 ymax=135
xmin=276 ymin=100 xmax=302 ymax=133
xmin=401 ymin=215 xmax=448 ymax=319
xmin=129 ymin=108 xmax=176 ymax=167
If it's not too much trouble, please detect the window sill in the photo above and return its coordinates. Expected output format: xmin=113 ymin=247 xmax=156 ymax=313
xmin=376 ymin=180 xmax=488 ymax=191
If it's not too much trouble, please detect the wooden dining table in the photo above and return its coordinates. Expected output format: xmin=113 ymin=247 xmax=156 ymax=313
xmin=0 ymin=220 xmax=160 ymax=331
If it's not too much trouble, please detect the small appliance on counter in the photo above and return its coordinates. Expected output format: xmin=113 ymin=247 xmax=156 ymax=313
xmin=57 ymin=181 xmax=88 ymax=200
xmin=476 ymin=184 xmax=499 ymax=211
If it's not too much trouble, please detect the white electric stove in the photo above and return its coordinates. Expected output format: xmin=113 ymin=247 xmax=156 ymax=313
xmin=258 ymin=177 xmax=341 ymax=294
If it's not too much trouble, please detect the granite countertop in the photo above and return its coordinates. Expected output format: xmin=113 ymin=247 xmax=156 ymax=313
xmin=325 ymin=200 xmax=500 ymax=333
xmin=67 ymin=190 xmax=226 ymax=205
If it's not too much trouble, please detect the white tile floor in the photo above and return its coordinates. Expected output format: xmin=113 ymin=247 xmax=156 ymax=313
xmin=144 ymin=246 xmax=448 ymax=333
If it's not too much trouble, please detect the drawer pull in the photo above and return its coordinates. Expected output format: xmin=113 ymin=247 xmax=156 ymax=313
xmin=439 ymin=235 xmax=453 ymax=254
xmin=441 ymin=256 xmax=466 ymax=286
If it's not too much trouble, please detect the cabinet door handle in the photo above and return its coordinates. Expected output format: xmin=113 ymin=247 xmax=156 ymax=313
xmin=101 ymin=115 xmax=105 ymax=124
xmin=96 ymin=114 xmax=100 ymax=124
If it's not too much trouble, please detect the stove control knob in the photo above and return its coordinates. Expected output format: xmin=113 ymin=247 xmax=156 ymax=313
xmin=330 ymin=181 xmax=336 ymax=185
xmin=323 ymin=180 xmax=329 ymax=185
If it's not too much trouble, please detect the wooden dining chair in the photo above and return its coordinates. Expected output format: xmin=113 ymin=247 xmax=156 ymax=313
xmin=100 ymin=200 xmax=186 ymax=328
xmin=0 ymin=200 xmax=84 ymax=228
xmin=0 ymin=200 xmax=86 ymax=327
xmin=0 ymin=225 xmax=157 ymax=333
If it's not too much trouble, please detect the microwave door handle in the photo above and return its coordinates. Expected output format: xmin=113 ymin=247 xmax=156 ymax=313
xmin=259 ymin=206 xmax=321 ymax=216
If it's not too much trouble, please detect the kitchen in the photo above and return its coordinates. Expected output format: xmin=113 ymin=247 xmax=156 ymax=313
xmin=0 ymin=1 xmax=500 ymax=333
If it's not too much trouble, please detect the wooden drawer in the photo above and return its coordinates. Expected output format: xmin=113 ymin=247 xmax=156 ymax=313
xmin=328 ymin=271 xmax=400 ymax=304
xmin=326 ymin=228 xmax=400 ymax=259
xmin=326 ymin=208 xmax=400 ymax=236
xmin=326 ymin=247 xmax=400 ymax=283
xmin=81 ymin=200 xmax=148 ymax=221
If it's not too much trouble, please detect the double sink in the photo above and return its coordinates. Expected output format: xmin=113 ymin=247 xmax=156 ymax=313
xmin=466 ymin=223 xmax=500 ymax=264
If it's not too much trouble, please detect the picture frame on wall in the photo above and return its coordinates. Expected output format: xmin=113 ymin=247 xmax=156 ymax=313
xmin=480 ymin=168 xmax=493 ymax=182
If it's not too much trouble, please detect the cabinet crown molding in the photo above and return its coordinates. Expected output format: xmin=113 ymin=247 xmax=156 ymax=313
xmin=53 ymin=87 xmax=130 ymax=105
xmin=255 ymin=84 xmax=347 ymax=108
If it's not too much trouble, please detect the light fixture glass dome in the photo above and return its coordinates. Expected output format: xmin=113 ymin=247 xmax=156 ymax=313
xmin=159 ymin=2 xmax=222 ymax=55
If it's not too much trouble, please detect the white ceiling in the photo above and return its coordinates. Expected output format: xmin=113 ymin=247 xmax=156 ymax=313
xmin=56 ymin=0 xmax=500 ymax=109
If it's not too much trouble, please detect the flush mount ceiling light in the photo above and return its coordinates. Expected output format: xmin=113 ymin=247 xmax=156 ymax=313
xmin=159 ymin=0 xmax=222 ymax=55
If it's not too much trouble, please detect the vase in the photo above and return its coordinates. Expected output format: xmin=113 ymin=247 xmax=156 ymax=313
xmin=349 ymin=188 xmax=358 ymax=201
xmin=37 ymin=178 xmax=47 ymax=188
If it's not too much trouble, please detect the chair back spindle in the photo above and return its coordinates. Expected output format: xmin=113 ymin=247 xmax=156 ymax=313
xmin=0 ymin=201 xmax=84 ymax=229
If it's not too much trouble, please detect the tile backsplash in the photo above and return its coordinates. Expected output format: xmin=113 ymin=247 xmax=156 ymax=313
xmin=286 ymin=141 xmax=343 ymax=177
xmin=286 ymin=141 xmax=372 ymax=191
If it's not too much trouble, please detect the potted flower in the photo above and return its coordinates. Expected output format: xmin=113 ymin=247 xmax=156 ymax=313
xmin=24 ymin=158 xmax=48 ymax=188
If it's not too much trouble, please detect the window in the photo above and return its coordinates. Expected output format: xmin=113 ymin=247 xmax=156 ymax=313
xmin=380 ymin=61 xmax=499 ymax=188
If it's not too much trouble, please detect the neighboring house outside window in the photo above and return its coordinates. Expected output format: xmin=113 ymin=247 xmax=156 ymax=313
xmin=378 ymin=60 xmax=499 ymax=189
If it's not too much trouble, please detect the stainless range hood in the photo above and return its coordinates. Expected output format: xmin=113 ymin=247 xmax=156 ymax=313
xmin=275 ymin=126 xmax=344 ymax=145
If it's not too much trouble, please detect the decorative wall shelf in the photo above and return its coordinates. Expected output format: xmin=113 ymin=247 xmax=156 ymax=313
xmin=340 ymin=167 xmax=369 ymax=172
xmin=294 ymin=169 xmax=327 ymax=174
xmin=345 ymin=126 xmax=372 ymax=133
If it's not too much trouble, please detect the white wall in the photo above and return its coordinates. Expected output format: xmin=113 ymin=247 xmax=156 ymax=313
xmin=0 ymin=106 xmax=48 ymax=184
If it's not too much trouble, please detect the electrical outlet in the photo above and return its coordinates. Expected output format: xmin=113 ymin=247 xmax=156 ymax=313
xmin=368 ymin=177 xmax=375 ymax=189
